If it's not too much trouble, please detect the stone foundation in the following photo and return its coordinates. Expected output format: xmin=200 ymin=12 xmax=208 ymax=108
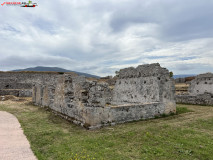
xmin=176 ymin=93 xmax=213 ymax=105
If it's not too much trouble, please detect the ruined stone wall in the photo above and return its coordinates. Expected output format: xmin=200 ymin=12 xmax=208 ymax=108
xmin=0 ymin=89 xmax=19 ymax=97
xmin=188 ymin=73 xmax=213 ymax=95
xmin=0 ymin=72 xmax=61 ymax=87
xmin=0 ymin=72 xmax=63 ymax=97
xmin=176 ymin=93 xmax=213 ymax=105
xmin=33 ymin=63 xmax=176 ymax=129
xmin=0 ymin=89 xmax=32 ymax=97
xmin=176 ymin=73 xmax=213 ymax=105
xmin=112 ymin=63 xmax=176 ymax=114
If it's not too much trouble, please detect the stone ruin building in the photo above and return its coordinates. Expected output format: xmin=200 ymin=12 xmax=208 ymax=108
xmin=32 ymin=63 xmax=176 ymax=129
xmin=175 ymin=76 xmax=195 ymax=84
xmin=176 ymin=72 xmax=213 ymax=105
xmin=0 ymin=72 xmax=66 ymax=97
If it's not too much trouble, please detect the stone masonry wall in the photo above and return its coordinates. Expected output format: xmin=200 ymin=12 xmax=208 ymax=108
xmin=33 ymin=63 xmax=176 ymax=129
xmin=0 ymin=89 xmax=32 ymax=97
xmin=176 ymin=93 xmax=213 ymax=105
xmin=176 ymin=73 xmax=213 ymax=105
xmin=112 ymin=63 xmax=176 ymax=114
xmin=188 ymin=73 xmax=213 ymax=95
xmin=0 ymin=72 xmax=65 ymax=97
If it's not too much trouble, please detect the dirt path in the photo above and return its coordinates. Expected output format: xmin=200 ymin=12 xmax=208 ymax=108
xmin=0 ymin=111 xmax=37 ymax=160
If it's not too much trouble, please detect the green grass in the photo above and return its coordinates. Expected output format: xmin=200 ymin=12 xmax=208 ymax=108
xmin=0 ymin=101 xmax=212 ymax=160
xmin=176 ymin=106 xmax=193 ymax=114
xmin=189 ymin=118 xmax=213 ymax=132
xmin=154 ymin=105 xmax=192 ymax=119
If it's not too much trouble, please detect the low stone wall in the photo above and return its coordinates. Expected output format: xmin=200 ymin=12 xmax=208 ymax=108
xmin=0 ymin=90 xmax=19 ymax=97
xmin=49 ymin=103 xmax=165 ymax=129
xmin=0 ymin=89 xmax=32 ymax=97
xmin=33 ymin=63 xmax=176 ymax=129
xmin=84 ymin=103 xmax=165 ymax=129
xmin=176 ymin=93 xmax=213 ymax=106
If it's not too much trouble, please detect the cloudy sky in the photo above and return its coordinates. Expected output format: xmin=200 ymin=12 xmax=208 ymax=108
xmin=0 ymin=0 xmax=213 ymax=76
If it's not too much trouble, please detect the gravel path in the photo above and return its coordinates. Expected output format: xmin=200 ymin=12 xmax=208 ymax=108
xmin=0 ymin=111 xmax=37 ymax=160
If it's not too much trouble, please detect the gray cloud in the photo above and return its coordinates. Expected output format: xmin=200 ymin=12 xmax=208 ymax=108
xmin=0 ymin=0 xmax=213 ymax=76
xmin=109 ymin=0 xmax=213 ymax=41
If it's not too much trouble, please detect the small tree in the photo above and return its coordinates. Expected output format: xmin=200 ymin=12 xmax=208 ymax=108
xmin=115 ymin=71 xmax=119 ymax=76
xmin=169 ymin=71 xmax=173 ymax=78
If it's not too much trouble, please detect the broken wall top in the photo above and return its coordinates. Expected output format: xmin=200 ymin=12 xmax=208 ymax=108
xmin=116 ymin=63 xmax=169 ymax=79
xmin=112 ymin=63 xmax=175 ymax=106
xmin=194 ymin=72 xmax=213 ymax=79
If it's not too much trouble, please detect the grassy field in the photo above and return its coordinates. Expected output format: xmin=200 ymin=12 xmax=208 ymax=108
xmin=0 ymin=98 xmax=213 ymax=160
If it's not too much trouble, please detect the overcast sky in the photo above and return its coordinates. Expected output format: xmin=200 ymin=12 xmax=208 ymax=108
xmin=0 ymin=0 xmax=213 ymax=76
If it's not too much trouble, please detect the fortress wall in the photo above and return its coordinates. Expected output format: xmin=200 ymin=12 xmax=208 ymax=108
xmin=0 ymin=72 xmax=61 ymax=84
xmin=0 ymin=72 xmax=65 ymax=96
xmin=33 ymin=63 xmax=176 ymax=129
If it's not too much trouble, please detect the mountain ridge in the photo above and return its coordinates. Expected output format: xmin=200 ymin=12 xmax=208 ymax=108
xmin=12 ymin=66 xmax=100 ymax=78
xmin=11 ymin=66 xmax=196 ymax=79
xmin=173 ymin=74 xmax=196 ymax=79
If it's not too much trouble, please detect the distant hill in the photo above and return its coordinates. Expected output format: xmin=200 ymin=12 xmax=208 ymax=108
xmin=173 ymin=74 xmax=196 ymax=79
xmin=12 ymin=66 xmax=100 ymax=78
